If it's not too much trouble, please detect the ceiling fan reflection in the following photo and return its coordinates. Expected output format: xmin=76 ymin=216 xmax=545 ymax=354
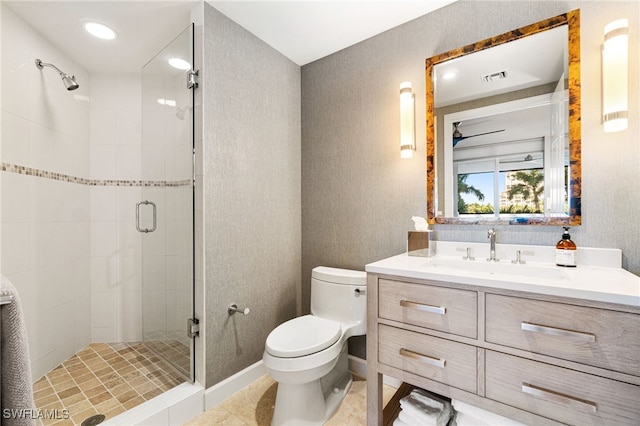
xmin=453 ymin=121 xmax=505 ymax=146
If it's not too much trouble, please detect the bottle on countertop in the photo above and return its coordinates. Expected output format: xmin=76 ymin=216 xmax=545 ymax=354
xmin=556 ymin=227 xmax=577 ymax=267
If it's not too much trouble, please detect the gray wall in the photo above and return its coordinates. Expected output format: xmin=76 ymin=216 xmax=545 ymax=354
xmin=203 ymin=3 xmax=301 ymax=386
xmin=301 ymin=0 xmax=640 ymax=351
xmin=199 ymin=0 xmax=638 ymax=382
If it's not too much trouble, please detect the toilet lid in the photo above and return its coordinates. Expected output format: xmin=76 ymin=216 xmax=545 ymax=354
xmin=266 ymin=315 xmax=342 ymax=358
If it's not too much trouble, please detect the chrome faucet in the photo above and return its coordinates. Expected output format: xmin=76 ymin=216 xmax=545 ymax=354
xmin=487 ymin=228 xmax=499 ymax=262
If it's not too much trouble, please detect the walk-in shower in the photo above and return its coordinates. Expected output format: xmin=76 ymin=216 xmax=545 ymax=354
xmin=0 ymin=1 xmax=196 ymax=419
xmin=25 ymin=24 xmax=196 ymax=423
xmin=35 ymin=58 xmax=80 ymax=90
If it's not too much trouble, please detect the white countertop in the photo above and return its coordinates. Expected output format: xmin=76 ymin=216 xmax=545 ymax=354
xmin=366 ymin=242 xmax=640 ymax=307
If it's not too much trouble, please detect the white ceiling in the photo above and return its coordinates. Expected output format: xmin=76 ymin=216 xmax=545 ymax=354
xmin=208 ymin=0 xmax=458 ymax=66
xmin=434 ymin=24 xmax=567 ymax=107
xmin=4 ymin=0 xmax=198 ymax=73
xmin=4 ymin=0 xmax=458 ymax=73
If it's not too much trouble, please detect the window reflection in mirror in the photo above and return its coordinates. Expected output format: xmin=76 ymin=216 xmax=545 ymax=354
xmin=442 ymin=90 xmax=569 ymax=220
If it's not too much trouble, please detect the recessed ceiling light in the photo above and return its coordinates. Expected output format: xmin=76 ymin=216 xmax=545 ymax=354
xmin=157 ymin=98 xmax=176 ymax=107
xmin=83 ymin=21 xmax=117 ymax=40
xmin=483 ymin=70 xmax=508 ymax=82
xmin=168 ymin=58 xmax=191 ymax=71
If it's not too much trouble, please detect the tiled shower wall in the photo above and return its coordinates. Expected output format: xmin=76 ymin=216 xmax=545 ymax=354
xmin=88 ymin=73 xmax=144 ymax=343
xmin=1 ymin=4 xmax=191 ymax=380
xmin=1 ymin=3 xmax=92 ymax=379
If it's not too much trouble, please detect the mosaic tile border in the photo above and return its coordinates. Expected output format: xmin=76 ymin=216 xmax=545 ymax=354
xmin=1 ymin=162 xmax=192 ymax=187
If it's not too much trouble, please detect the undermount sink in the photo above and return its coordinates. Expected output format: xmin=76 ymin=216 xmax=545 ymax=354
xmin=420 ymin=258 xmax=570 ymax=284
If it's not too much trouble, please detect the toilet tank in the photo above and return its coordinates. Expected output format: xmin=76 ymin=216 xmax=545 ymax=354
xmin=310 ymin=267 xmax=367 ymax=336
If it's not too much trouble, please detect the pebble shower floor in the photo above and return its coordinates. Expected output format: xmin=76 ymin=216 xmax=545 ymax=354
xmin=32 ymin=342 xmax=184 ymax=425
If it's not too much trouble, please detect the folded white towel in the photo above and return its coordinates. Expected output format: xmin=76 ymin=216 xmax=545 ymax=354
xmin=400 ymin=403 xmax=450 ymax=424
xmin=398 ymin=409 xmax=451 ymax=426
xmin=400 ymin=393 xmax=445 ymax=415
xmin=400 ymin=389 xmax=452 ymax=424
xmin=411 ymin=388 xmax=450 ymax=410
xmin=1 ymin=276 xmax=35 ymax=426
xmin=452 ymin=400 xmax=526 ymax=426
xmin=455 ymin=412 xmax=492 ymax=426
xmin=398 ymin=409 xmax=424 ymax=425
xmin=401 ymin=398 xmax=440 ymax=418
xmin=392 ymin=414 xmax=412 ymax=426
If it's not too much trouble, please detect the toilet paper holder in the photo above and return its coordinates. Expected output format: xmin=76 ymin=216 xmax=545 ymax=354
xmin=228 ymin=304 xmax=250 ymax=315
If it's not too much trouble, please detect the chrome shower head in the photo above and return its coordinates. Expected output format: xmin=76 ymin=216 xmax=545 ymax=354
xmin=61 ymin=74 xmax=80 ymax=91
xmin=35 ymin=58 xmax=80 ymax=91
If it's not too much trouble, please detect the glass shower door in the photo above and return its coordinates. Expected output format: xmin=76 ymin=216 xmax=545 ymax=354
xmin=139 ymin=24 xmax=195 ymax=381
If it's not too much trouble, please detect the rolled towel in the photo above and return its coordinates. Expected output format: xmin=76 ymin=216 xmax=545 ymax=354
xmin=1 ymin=276 xmax=35 ymax=426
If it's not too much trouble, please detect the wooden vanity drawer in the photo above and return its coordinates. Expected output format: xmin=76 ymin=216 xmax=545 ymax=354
xmin=485 ymin=351 xmax=640 ymax=425
xmin=379 ymin=279 xmax=477 ymax=338
xmin=485 ymin=294 xmax=640 ymax=376
xmin=378 ymin=324 xmax=477 ymax=393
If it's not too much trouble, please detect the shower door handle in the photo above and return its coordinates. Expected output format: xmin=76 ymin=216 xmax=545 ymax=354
xmin=136 ymin=201 xmax=157 ymax=233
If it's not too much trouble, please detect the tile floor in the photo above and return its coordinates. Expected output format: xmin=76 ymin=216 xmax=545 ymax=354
xmin=185 ymin=374 xmax=397 ymax=426
xmin=143 ymin=338 xmax=191 ymax=377
xmin=33 ymin=342 xmax=185 ymax=426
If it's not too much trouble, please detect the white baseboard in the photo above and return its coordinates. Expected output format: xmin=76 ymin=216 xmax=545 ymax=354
xmin=204 ymin=360 xmax=266 ymax=410
xmin=348 ymin=354 xmax=367 ymax=378
xmin=101 ymin=354 xmax=399 ymax=425
xmin=201 ymin=355 xmax=399 ymax=414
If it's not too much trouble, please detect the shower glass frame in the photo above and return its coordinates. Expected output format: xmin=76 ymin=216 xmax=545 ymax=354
xmin=140 ymin=23 xmax=196 ymax=383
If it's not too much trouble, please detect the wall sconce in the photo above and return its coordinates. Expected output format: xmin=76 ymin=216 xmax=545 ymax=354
xmin=400 ymin=82 xmax=415 ymax=158
xmin=602 ymin=18 xmax=628 ymax=133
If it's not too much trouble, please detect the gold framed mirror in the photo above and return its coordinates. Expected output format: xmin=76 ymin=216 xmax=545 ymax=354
xmin=426 ymin=10 xmax=581 ymax=225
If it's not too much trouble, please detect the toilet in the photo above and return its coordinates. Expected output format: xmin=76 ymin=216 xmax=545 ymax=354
xmin=263 ymin=266 xmax=367 ymax=425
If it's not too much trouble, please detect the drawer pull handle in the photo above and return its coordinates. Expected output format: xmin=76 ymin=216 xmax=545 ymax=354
xmin=522 ymin=383 xmax=597 ymax=414
xmin=400 ymin=300 xmax=446 ymax=315
xmin=521 ymin=322 xmax=596 ymax=342
xmin=399 ymin=348 xmax=446 ymax=368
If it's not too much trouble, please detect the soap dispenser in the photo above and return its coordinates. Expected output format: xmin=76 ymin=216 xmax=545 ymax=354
xmin=555 ymin=227 xmax=577 ymax=267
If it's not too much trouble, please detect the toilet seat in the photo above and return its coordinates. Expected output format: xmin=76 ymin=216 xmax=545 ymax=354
xmin=266 ymin=315 xmax=341 ymax=358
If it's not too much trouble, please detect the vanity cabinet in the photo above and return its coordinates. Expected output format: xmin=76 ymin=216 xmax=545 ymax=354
xmin=366 ymin=275 xmax=640 ymax=426
xmin=378 ymin=279 xmax=477 ymax=338
xmin=485 ymin=351 xmax=640 ymax=425
xmin=378 ymin=324 xmax=477 ymax=393
xmin=485 ymin=294 xmax=640 ymax=376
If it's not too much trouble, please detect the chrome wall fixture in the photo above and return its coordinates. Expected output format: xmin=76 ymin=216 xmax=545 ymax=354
xmin=0 ymin=295 xmax=15 ymax=306
xmin=602 ymin=19 xmax=629 ymax=132
xmin=228 ymin=304 xmax=250 ymax=315
xmin=35 ymin=58 xmax=80 ymax=91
